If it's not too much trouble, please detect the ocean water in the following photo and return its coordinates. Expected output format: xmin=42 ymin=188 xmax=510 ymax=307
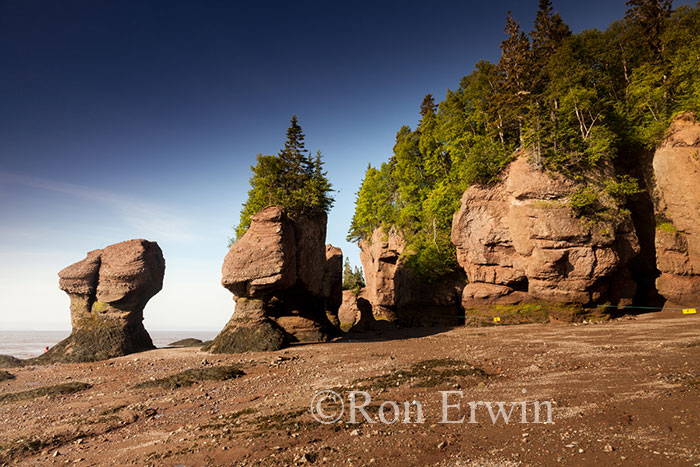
xmin=0 ymin=331 xmax=217 ymax=359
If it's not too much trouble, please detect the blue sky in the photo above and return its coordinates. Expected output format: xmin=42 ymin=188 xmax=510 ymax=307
xmin=1 ymin=0 xmax=693 ymax=331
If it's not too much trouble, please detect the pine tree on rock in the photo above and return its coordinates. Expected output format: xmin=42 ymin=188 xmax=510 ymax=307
xmin=233 ymin=116 xmax=334 ymax=240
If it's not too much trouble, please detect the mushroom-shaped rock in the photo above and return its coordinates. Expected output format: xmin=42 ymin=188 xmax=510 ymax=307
xmin=41 ymin=239 xmax=164 ymax=363
xmin=210 ymin=206 xmax=336 ymax=353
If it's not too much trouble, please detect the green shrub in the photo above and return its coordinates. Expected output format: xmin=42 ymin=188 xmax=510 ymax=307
xmin=569 ymin=187 xmax=599 ymax=216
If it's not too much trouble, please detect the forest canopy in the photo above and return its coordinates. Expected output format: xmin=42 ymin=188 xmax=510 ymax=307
xmin=234 ymin=116 xmax=334 ymax=240
xmin=348 ymin=0 xmax=700 ymax=280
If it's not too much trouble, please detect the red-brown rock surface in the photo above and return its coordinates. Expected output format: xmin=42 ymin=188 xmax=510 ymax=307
xmin=338 ymin=290 xmax=367 ymax=330
xmin=359 ymin=227 xmax=463 ymax=326
xmin=43 ymin=239 xmax=164 ymax=363
xmin=652 ymin=113 xmax=700 ymax=307
xmin=358 ymin=227 xmax=406 ymax=322
xmin=221 ymin=207 xmax=297 ymax=298
xmin=323 ymin=244 xmax=343 ymax=327
xmin=209 ymin=206 xmax=335 ymax=353
xmin=451 ymin=157 xmax=639 ymax=309
xmin=338 ymin=288 xmax=398 ymax=334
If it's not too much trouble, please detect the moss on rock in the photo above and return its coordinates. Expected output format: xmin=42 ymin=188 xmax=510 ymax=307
xmin=133 ymin=365 xmax=245 ymax=390
xmin=204 ymin=319 xmax=287 ymax=354
xmin=167 ymin=338 xmax=204 ymax=348
xmin=0 ymin=355 xmax=24 ymax=369
xmin=462 ymin=302 xmax=605 ymax=326
xmin=34 ymin=316 xmax=154 ymax=364
xmin=0 ymin=382 xmax=92 ymax=405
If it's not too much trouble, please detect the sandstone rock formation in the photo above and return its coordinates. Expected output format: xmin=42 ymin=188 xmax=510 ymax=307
xmin=207 ymin=206 xmax=335 ymax=353
xmin=359 ymin=227 xmax=405 ymax=322
xmin=42 ymin=239 xmax=164 ymax=363
xmin=359 ymin=227 xmax=464 ymax=326
xmin=451 ymin=157 xmax=639 ymax=312
xmin=338 ymin=290 xmax=371 ymax=330
xmin=337 ymin=289 xmax=397 ymax=334
xmin=323 ymin=244 xmax=343 ymax=327
xmin=651 ymin=113 xmax=700 ymax=307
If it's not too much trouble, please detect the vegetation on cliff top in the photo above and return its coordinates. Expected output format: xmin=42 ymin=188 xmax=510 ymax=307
xmin=349 ymin=0 xmax=700 ymax=280
xmin=234 ymin=116 xmax=334 ymax=240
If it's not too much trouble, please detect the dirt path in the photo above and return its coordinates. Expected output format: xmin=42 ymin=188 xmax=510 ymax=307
xmin=1 ymin=312 xmax=698 ymax=466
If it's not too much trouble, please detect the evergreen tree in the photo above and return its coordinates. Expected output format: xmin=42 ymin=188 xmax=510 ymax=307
xmin=420 ymin=94 xmax=437 ymax=117
xmin=532 ymin=0 xmax=571 ymax=64
xmin=531 ymin=0 xmax=571 ymax=91
xmin=348 ymin=1 xmax=700 ymax=283
xmin=625 ymin=0 xmax=673 ymax=58
xmin=495 ymin=11 xmax=533 ymax=147
xmin=342 ymin=258 xmax=366 ymax=291
xmin=233 ymin=116 xmax=334 ymax=240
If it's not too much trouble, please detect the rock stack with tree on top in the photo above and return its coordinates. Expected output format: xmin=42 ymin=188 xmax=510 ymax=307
xmin=206 ymin=116 xmax=340 ymax=353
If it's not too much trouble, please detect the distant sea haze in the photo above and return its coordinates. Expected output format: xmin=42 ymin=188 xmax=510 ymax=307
xmin=0 ymin=331 xmax=217 ymax=358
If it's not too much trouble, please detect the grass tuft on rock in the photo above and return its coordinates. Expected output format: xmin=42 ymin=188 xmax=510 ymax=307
xmin=0 ymin=382 xmax=92 ymax=405
xmin=133 ymin=365 xmax=245 ymax=390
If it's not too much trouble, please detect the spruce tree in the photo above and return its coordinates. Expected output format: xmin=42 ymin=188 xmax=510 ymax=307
xmin=420 ymin=94 xmax=437 ymax=117
xmin=342 ymin=258 xmax=365 ymax=291
xmin=625 ymin=0 xmax=673 ymax=58
xmin=529 ymin=0 xmax=571 ymax=167
xmin=532 ymin=1 xmax=571 ymax=59
xmin=233 ymin=116 xmax=334 ymax=241
xmin=495 ymin=11 xmax=533 ymax=146
xmin=531 ymin=0 xmax=571 ymax=91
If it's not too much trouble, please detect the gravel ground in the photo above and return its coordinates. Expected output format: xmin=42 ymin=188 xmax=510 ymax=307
xmin=1 ymin=311 xmax=698 ymax=466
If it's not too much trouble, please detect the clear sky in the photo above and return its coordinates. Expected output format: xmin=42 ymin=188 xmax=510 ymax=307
xmin=1 ymin=0 xmax=693 ymax=331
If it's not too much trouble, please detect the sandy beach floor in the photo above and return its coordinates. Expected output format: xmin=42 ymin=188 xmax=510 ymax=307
xmin=1 ymin=311 xmax=699 ymax=466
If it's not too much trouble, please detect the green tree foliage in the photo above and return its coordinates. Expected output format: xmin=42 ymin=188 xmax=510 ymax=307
xmin=495 ymin=12 xmax=533 ymax=146
xmin=349 ymin=1 xmax=700 ymax=281
xmin=625 ymin=0 xmax=673 ymax=58
xmin=342 ymin=258 xmax=365 ymax=292
xmin=234 ymin=116 xmax=334 ymax=240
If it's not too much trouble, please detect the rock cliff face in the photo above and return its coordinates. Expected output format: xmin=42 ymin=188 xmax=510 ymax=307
xmin=451 ymin=157 xmax=639 ymax=312
xmin=337 ymin=290 xmax=372 ymax=330
xmin=359 ymin=227 xmax=405 ymax=322
xmin=323 ymin=244 xmax=343 ymax=327
xmin=359 ymin=227 xmax=464 ymax=326
xmin=338 ymin=289 xmax=397 ymax=333
xmin=651 ymin=113 xmax=700 ymax=307
xmin=208 ymin=206 xmax=336 ymax=353
xmin=42 ymin=239 xmax=164 ymax=363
